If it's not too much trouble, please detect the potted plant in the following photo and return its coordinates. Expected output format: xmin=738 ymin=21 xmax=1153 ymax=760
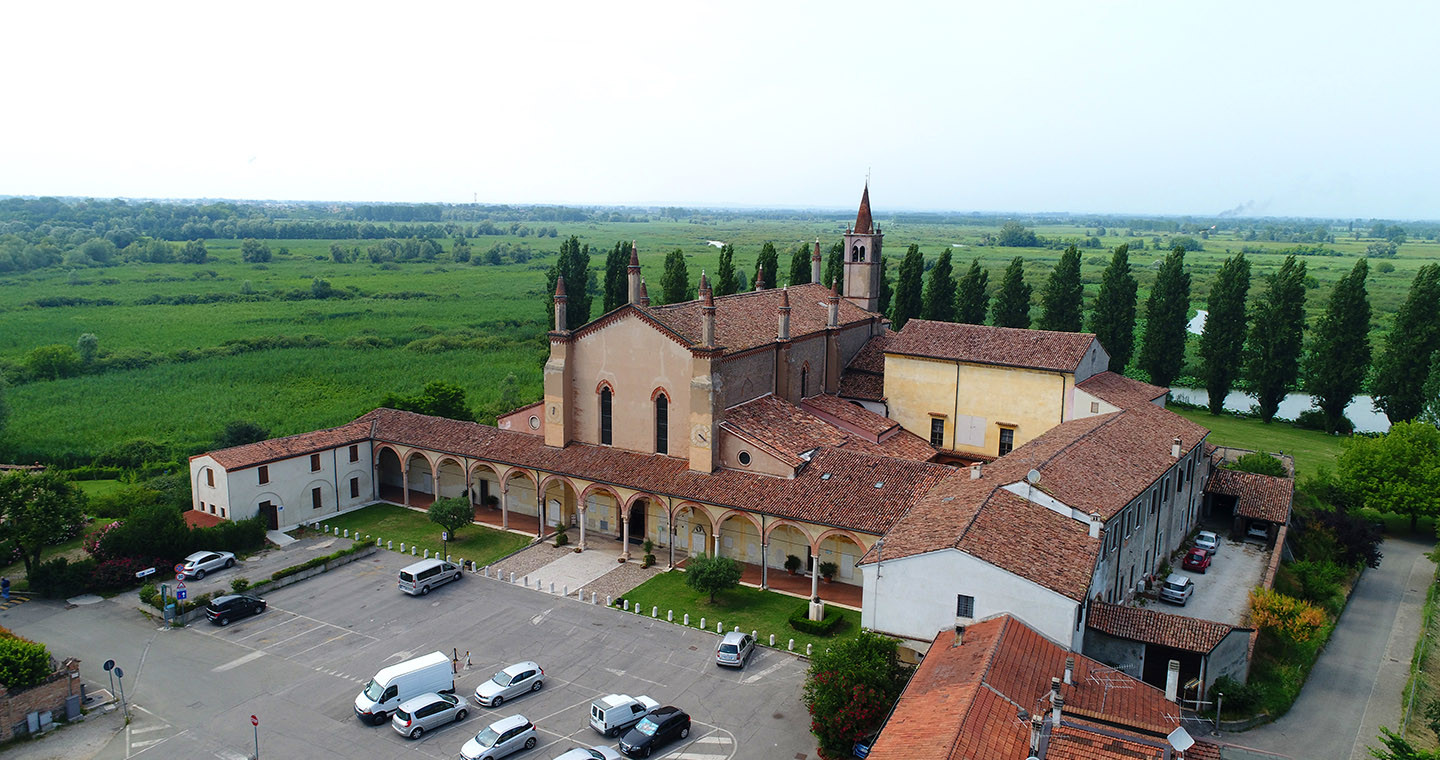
xmin=819 ymin=561 xmax=838 ymax=583
xmin=554 ymin=524 xmax=569 ymax=547
xmin=642 ymin=539 xmax=656 ymax=568
xmin=784 ymin=554 xmax=802 ymax=575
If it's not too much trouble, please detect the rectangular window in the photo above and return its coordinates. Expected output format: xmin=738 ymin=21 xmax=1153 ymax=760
xmin=199 ymin=501 xmax=205 ymax=512
xmin=929 ymin=418 xmax=945 ymax=447
xmin=350 ymin=477 xmax=360 ymax=499
xmin=258 ymin=465 xmax=269 ymax=485
xmin=209 ymin=504 xmax=216 ymax=514
xmin=1090 ymin=401 xmax=1100 ymax=414
xmin=998 ymin=427 xmax=1015 ymax=456
xmin=220 ymin=507 xmax=226 ymax=518
xmin=312 ymin=487 xmax=322 ymax=509
xmin=310 ymin=453 xmax=321 ymax=472
xmin=956 ymin=594 xmax=975 ymax=619
xmin=349 ymin=444 xmax=359 ymax=463
xmin=1177 ymin=469 xmax=1185 ymax=492
xmin=206 ymin=468 xmax=214 ymax=487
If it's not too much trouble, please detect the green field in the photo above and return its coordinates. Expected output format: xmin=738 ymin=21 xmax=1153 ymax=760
xmin=1172 ymin=408 xmax=1349 ymax=477
xmin=308 ymin=503 xmax=531 ymax=568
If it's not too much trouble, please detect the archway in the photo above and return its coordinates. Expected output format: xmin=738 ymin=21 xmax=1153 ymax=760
xmin=671 ymin=503 xmax=713 ymax=559
xmin=470 ymin=463 xmax=503 ymax=511
xmin=815 ymin=529 xmax=866 ymax=585
xmin=538 ymin=476 xmax=579 ymax=538
xmin=500 ymin=469 xmax=539 ymax=533
xmin=435 ymin=457 xmax=466 ymax=501
xmin=716 ymin=511 xmax=762 ymax=564
xmin=376 ymin=447 xmax=404 ymax=504
xmin=765 ymin=522 xmax=811 ymax=575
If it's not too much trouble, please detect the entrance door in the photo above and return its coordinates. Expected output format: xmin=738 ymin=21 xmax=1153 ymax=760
xmin=628 ymin=504 xmax=645 ymax=546
xmin=260 ymin=501 xmax=278 ymax=531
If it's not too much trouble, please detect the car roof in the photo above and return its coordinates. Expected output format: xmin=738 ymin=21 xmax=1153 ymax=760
xmin=489 ymin=714 xmax=532 ymax=732
xmin=184 ymin=551 xmax=212 ymax=561
xmin=502 ymin=661 xmax=539 ymax=674
xmin=397 ymin=691 xmax=450 ymax=710
xmin=648 ymin=705 xmax=685 ymax=719
xmin=1186 ymin=547 xmax=1206 ymax=555
xmin=1165 ymin=574 xmax=1190 ymax=585
xmin=720 ymin=631 xmax=749 ymax=644
xmin=1198 ymin=530 xmax=1218 ymax=538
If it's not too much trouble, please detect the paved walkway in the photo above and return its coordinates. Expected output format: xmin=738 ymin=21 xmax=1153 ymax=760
xmin=1212 ymin=535 xmax=1435 ymax=760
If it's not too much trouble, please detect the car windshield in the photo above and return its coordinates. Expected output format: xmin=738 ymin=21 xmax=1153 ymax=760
xmin=474 ymin=727 xmax=500 ymax=747
xmin=636 ymin=717 xmax=659 ymax=735
xmin=395 ymin=708 xmax=411 ymax=720
xmin=491 ymin=671 xmax=513 ymax=687
xmin=719 ymin=644 xmax=738 ymax=654
xmin=362 ymin=679 xmax=384 ymax=701
xmin=439 ymin=693 xmax=457 ymax=706
xmin=399 ymin=572 xmax=415 ymax=582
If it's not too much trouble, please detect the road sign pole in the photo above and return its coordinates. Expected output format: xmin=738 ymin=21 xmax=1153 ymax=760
xmin=251 ymin=714 xmax=259 ymax=759
xmin=114 ymin=667 xmax=129 ymax=722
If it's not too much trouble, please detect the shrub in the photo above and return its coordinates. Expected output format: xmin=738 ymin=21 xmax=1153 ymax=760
xmin=554 ymin=525 xmax=569 ymax=547
xmin=1227 ymin=452 xmax=1288 ymax=477
xmin=27 ymin=557 xmax=97 ymax=598
xmin=88 ymin=485 xmax=165 ymax=519
xmin=803 ymin=630 xmax=912 ymax=760
xmin=0 ymin=637 xmax=52 ymax=689
xmin=90 ymin=556 xmax=166 ymax=591
xmin=684 ymin=554 xmax=742 ymax=602
xmin=1210 ymin=675 xmax=1262 ymax=716
xmin=230 ymin=577 xmax=251 ymax=593
xmin=1249 ymin=588 xmax=1329 ymax=653
xmin=270 ymin=541 xmax=365 ymax=581
xmin=785 ymin=554 xmax=803 ymax=573
xmin=819 ymin=561 xmax=839 ymax=580
xmin=789 ymin=604 xmax=846 ymax=636
xmin=138 ymin=582 xmax=158 ymax=607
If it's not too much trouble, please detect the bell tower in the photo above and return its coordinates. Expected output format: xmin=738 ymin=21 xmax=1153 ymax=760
xmin=842 ymin=183 xmax=883 ymax=313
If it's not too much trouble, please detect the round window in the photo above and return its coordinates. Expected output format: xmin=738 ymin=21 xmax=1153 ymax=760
xmin=738 ymin=451 xmax=752 ymax=466
xmin=528 ymin=416 xmax=540 ymax=430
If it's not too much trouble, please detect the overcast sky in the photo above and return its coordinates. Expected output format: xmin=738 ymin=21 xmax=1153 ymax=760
xmin=3 ymin=1 xmax=1437 ymax=219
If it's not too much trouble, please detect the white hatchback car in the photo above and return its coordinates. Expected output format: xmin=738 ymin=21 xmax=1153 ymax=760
xmin=461 ymin=714 xmax=537 ymax=760
xmin=474 ymin=661 xmax=544 ymax=708
xmin=1193 ymin=531 xmax=1220 ymax=556
xmin=553 ymin=747 xmax=623 ymax=760
xmin=179 ymin=551 xmax=235 ymax=580
xmin=1159 ymin=574 xmax=1195 ymax=606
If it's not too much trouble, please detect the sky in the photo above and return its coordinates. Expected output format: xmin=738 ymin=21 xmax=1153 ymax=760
xmin=2 ymin=1 xmax=1437 ymax=219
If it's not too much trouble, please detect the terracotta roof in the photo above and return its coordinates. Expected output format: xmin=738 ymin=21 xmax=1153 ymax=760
xmin=840 ymin=332 xmax=891 ymax=401
xmin=722 ymin=395 xmax=933 ymax=465
xmin=1087 ymin=602 xmax=1247 ymax=654
xmin=1204 ymin=469 xmax=1294 ymax=524
xmin=866 ymin=615 xmax=1182 ymax=760
xmin=1076 ymin=372 xmax=1169 ymax=409
xmin=854 ymin=184 xmax=874 ymax=234
xmin=847 ymin=330 xmax=892 ymax=373
xmin=364 ymin=408 xmax=951 ymax=535
xmin=201 ymin=418 xmax=374 ymax=471
xmin=639 ymin=282 xmax=877 ymax=355
xmin=838 ymin=371 xmax=886 ymax=402
xmin=799 ymin=394 xmax=902 ymax=439
xmin=185 ymin=510 xmax=226 ymax=529
xmin=888 ymin=319 xmax=1099 ymax=373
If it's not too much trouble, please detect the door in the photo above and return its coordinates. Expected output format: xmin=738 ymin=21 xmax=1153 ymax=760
xmin=628 ymin=505 xmax=645 ymax=546
xmin=259 ymin=501 xmax=279 ymax=531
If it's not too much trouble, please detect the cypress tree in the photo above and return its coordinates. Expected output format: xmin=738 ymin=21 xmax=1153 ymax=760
xmin=659 ymin=248 xmax=692 ymax=305
xmin=545 ymin=235 xmax=592 ymax=327
xmin=1039 ymin=245 xmax=1084 ymax=332
xmin=876 ymin=257 xmax=892 ymax=318
xmin=1305 ymin=258 xmax=1371 ymax=433
xmin=1197 ymin=253 xmax=1251 ymax=415
xmin=788 ymin=243 xmax=812 ymax=286
xmin=825 ymin=242 xmax=844 ymax=294
xmin=922 ymin=250 xmax=956 ymax=322
xmin=890 ymin=244 xmax=925 ymax=330
xmin=714 ymin=243 xmax=738 ymax=296
xmin=1088 ymin=244 xmax=1137 ymax=372
xmin=1244 ymin=255 xmax=1307 ymax=422
xmin=602 ymin=240 xmax=631 ymax=313
xmin=755 ymin=242 xmax=779 ymax=290
xmin=992 ymin=257 xmax=1032 ymax=329
xmin=1373 ymin=264 xmax=1440 ymax=423
xmin=954 ymin=258 xmax=989 ymax=325
xmin=1138 ymin=247 xmax=1192 ymax=388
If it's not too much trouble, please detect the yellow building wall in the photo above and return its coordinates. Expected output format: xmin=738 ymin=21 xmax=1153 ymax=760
xmin=569 ymin=315 xmax=694 ymax=459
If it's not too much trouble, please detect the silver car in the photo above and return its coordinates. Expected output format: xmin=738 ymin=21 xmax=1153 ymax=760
xmin=553 ymin=747 xmax=623 ymax=760
xmin=715 ymin=631 xmax=755 ymax=668
xmin=179 ymin=551 xmax=235 ymax=580
xmin=461 ymin=714 xmax=537 ymax=760
xmin=391 ymin=691 xmax=468 ymax=739
xmin=474 ymin=661 xmax=544 ymax=708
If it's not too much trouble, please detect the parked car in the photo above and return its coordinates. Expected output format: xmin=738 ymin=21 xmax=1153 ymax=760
xmin=589 ymin=694 xmax=659 ymax=737
xmin=553 ymin=747 xmax=623 ymax=760
xmin=1181 ymin=548 xmax=1211 ymax=574
xmin=619 ymin=705 xmax=690 ymax=757
xmin=461 ymin=714 xmax=538 ymax=760
xmin=1245 ymin=523 xmax=1271 ymax=542
xmin=715 ymin=631 xmax=755 ymax=668
xmin=1193 ymin=531 xmax=1220 ymax=556
xmin=391 ymin=691 xmax=468 ymax=739
xmin=204 ymin=593 xmax=266 ymax=626
xmin=398 ymin=558 xmax=462 ymax=596
xmin=354 ymin=651 xmax=454 ymax=726
xmin=474 ymin=661 xmax=544 ymax=708
xmin=1158 ymin=574 xmax=1195 ymax=606
xmin=179 ymin=550 xmax=235 ymax=580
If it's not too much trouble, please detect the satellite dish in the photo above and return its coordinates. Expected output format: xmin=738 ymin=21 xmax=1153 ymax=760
xmin=1026 ymin=469 xmax=1041 ymax=485
xmin=1167 ymin=726 xmax=1195 ymax=752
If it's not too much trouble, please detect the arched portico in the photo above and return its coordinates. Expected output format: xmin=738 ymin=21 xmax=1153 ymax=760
xmin=671 ymin=502 xmax=713 ymax=567
xmin=435 ymin=457 xmax=466 ymax=501
xmin=715 ymin=510 xmax=763 ymax=564
xmin=497 ymin=468 xmax=539 ymax=532
xmin=402 ymin=451 xmax=435 ymax=507
xmin=376 ymin=447 xmax=404 ymax=505
xmin=538 ymin=475 xmax=579 ymax=539
xmin=579 ymin=482 xmax=623 ymax=551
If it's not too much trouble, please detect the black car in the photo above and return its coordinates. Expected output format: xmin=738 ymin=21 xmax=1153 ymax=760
xmin=618 ymin=705 xmax=690 ymax=757
xmin=204 ymin=593 xmax=266 ymax=626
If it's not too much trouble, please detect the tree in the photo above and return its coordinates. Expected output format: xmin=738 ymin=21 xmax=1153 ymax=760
xmin=1373 ymin=264 xmax=1440 ymax=423
xmin=755 ymin=242 xmax=779 ymax=290
xmin=954 ymin=258 xmax=989 ymax=325
xmin=26 ymin=344 xmax=82 ymax=380
xmin=179 ymin=239 xmax=208 ymax=264
xmin=545 ymin=235 xmax=592 ymax=328
xmin=215 ymin=420 xmax=271 ymax=449
xmin=76 ymin=333 xmax=99 ymax=365
xmin=992 ymin=257 xmax=1032 ymax=328
xmin=1337 ymin=421 xmax=1440 ymax=532
xmin=602 ymin=240 xmax=631 ymax=313
xmin=825 ymin=242 xmax=844 ymax=294
xmin=1198 ymin=253 xmax=1251 ymax=415
xmin=0 ymin=470 xmax=87 ymax=576
xmin=1369 ymin=727 xmax=1440 ymax=760
xmin=1423 ymin=351 xmax=1440 ymax=426
xmin=1138 ymin=247 xmax=1192 ymax=388
xmin=789 ymin=243 xmax=812 ymax=286
xmin=660 ymin=249 xmax=691 ymax=304
xmin=240 ymin=238 xmax=271 ymax=263
xmin=804 ymin=630 xmax=912 ymax=760
xmin=1039 ymin=245 xmax=1084 ymax=332
xmin=996 ymin=221 xmax=1039 ymax=247
xmin=0 ymin=637 xmax=51 ymax=690
xmin=428 ymin=496 xmax=474 ymax=540
xmin=1088 ymin=244 xmax=1137 ymax=372
xmin=715 ymin=243 xmax=738 ymax=297
xmin=1305 ymin=258 xmax=1372 ymax=433
xmin=683 ymin=553 xmax=741 ymax=602
xmin=889 ymin=244 xmax=925 ymax=330
xmin=381 ymin=380 xmax=475 ymax=422
xmin=921 ymin=250 xmax=955 ymax=322
xmin=1244 ymin=255 xmax=1308 ymax=422
xmin=876 ymin=257 xmax=892 ymax=318
xmin=1227 ymin=452 xmax=1287 ymax=477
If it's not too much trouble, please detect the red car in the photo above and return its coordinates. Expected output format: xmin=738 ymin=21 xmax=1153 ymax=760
xmin=1182 ymin=548 xmax=1211 ymax=573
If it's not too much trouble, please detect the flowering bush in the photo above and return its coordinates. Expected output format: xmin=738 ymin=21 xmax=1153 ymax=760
xmin=90 ymin=556 xmax=166 ymax=591
xmin=803 ymin=630 xmax=911 ymax=759
xmin=1249 ymin=588 xmax=1329 ymax=646
xmin=84 ymin=520 xmax=125 ymax=558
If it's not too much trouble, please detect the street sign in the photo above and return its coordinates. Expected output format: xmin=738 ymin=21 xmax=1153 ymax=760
xmin=113 ymin=667 xmax=124 ymax=679
xmin=441 ymin=531 xmax=448 ymax=541
xmin=176 ymin=581 xmax=186 ymax=590
xmin=176 ymin=589 xmax=187 ymax=600
xmin=103 ymin=660 xmax=115 ymax=672
xmin=176 ymin=574 xmax=185 ymax=582
xmin=174 ymin=563 xmax=185 ymax=574
xmin=251 ymin=715 xmax=258 ymax=726
xmin=135 ymin=567 xmax=156 ymax=579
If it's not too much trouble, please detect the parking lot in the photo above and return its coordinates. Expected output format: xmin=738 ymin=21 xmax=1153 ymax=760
xmin=1165 ymin=529 xmax=1271 ymax=626
xmin=117 ymin=548 xmax=813 ymax=760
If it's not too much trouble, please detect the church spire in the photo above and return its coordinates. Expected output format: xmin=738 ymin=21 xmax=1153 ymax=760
xmin=627 ymin=240 xmax=642 ymax=305
xmin=854 ymin=183 xmax=873 ymax=235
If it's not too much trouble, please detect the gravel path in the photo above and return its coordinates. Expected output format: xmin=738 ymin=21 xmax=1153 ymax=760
xmin=484 ymin=542 xmax=569 ymax=579
xmin=579 ymin=561 xmax=664 ymax=602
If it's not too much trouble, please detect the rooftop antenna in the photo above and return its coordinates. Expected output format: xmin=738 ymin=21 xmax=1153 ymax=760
xmin=1085 ymin=665 xmax=1134 ymax=714
xmin=1167 ymin=726 xmax=1195 ymax=754
xmin=1025 ymin=468 xmax=1041 ymax=502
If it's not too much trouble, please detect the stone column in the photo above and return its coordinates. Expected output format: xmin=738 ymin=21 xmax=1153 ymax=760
xmin=500 ymin=480 xmax=509 ymax=530
xmin=621 ymin=504 xmax=631 ymax=559
xmin=430 ymin=461 xmax=440 ymax=505
xmin=578 ymin=504 xmax=587 ymax=551
xmin=761 ymin=542 xmax=769 ymax=589
xmin=402 ymin=465 xmax=410 ymax=506
xmin=810 ymin=552 xmax=820 ymax=599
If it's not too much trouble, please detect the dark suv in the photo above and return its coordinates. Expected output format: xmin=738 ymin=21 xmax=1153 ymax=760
xmin=619 ymin=705 xmax=690 ymax=757
xmin=204 ymin=593 xmax=266 ymax=626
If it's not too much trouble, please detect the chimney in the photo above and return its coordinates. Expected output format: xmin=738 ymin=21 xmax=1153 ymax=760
xmin=777 ymin=286 xmax=791 ymax=340
xmin=1050 ymin=676 xmax=1061 ymax=702
xmin=1165 ymin=660 xmax=1181 ymax=702
xmin=1029 ymin=713 xmax=1045 ymax=757
xmin=954 ymin=622 xmax=965 ymax=645
xmin=627 ymin=241 xmax=642 ymax=305
xmin=1051 ymin=694 xmax=1064 ymax=729
xmin=553 ymin=275 xmax=568 ymax=332
xmin=638 ymin=278 xmax=650 ymax=307
xmin=754 ymin=263 xmax=766 ymax=291
xmin=1064 ymin=656 xmax=1075 ymax=685
xmin=970 ymin=463 xmax=982 ymax=479
xmin=811 ymin=238 xmax=823 ymax=284
xmin=1088 ymin=512 xmax=1102 ymax=539
xmin=700 ymin=273 xmax=715 ymax=349
xmin=1171 ymin=436 xmax=1182 ymax=459
xmin=826 ymin=278 xmax=840 ymax=328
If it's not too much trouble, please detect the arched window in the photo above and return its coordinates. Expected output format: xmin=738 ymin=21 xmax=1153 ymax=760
xmin=600 ymin=387 xmax=613 ymax=445
xmin=851 ymin=244 xmax=865 ymax=262
xmin=654 ymin=393 xmax=669 ymax=455
xmin=800 ymin=366 xmax=809 ymax=398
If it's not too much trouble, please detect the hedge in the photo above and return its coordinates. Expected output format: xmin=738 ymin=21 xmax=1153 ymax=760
xmin=789 ymin=603 xmax=846 ymax=636
xmin=0 ymin=637 xmax=52 ymax=689
xmin=271 ymin=541 xmax=369 ymax=580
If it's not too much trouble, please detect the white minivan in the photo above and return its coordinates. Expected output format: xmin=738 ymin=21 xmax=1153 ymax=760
xmin=398 ymin=558 xmax=462 ymax=596
xmin=354 ymin=651 xmax=454 ymax=725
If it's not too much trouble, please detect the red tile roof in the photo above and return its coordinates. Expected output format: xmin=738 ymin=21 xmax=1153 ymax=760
xmin=888 ymin=319 xmax=1100 ymax=373
xmin=840 ymin=331 xmax=890 ymax=401
xmin=799 ymin=394 xmax=901 ymax=439
xmin=722 ymin=395 xmax=934 ymax=466
xmin=866 ymin=615 xmax=1183 ymax=760
xmin=854 ymin=184 xmax=874 ymax=234
xmin=1087 ymin=602 xmax=1247 ymax=654
xmin=1076 ymin=372 xmax=1169 ymax=409
xmin=639 ymin=283 xmax=878 ymax=355
xmin=184 ymin=509 xmax=226 ymax=528
xmin=1204 ymin=469 xmax=1294 ymax=524
xmin=199 ymin=418 xmax=374 ymax=471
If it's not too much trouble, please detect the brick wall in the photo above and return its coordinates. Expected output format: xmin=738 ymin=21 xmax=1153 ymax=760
xmin=0 ymin=658 xmax=80 ymax=742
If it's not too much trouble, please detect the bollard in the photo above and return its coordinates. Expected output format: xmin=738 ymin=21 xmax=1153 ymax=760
xmin=667 ymin=610 xmax=674 ymax=622
xmin=509 ymin=572 xmax=515 ymax=583
xmin=623 ymin=600 xmax=629 ymax=611
xmin=606 ymin=595 xmax=612 ymax=606
xmin=700 ymin=617 xmax=706 ymax=630
xmin=322 ymin=524 xmax=328 ymax=532
xmin=806 ymin=644 xmax=812 ymax=656
xmin=400 ymin=542 xmax=406 ymax=552
xmin=446 ymin=555 xmax=452 ymax=563
xmin=716 ymin=622 xmax=723 ymax=634
xmin=549 ymin=582 xmax=555 ymax=594
xmin=537 ymin=578 xmax=543 ymax=590
xmin=734 ymin=626 xmax=740 ymax=633
xmin=751 ymin=630 xmax=757 ymax=639
xmin=652 ymin=606 xmax=658 ymax=618
xmin=563 ymin=585 xmax=569 ymax=597
xmin=683 ymin=613 xmax=690 ymax=626
xmin=788 ymin=639 xmax=794 ymax=652
xmin=387 ymin=541 xmax=393 ymax=550
xmin=376 ymin=537 xmax=382 ymax=547
xmin=591 ymin=591 xmax=598 ymax=604
xmin=411 ymin=546 xmax=417 ymax=555
xmin=523 ymin=575 xmax=528 ymax=587
xmin=424 ymin=549 xmax=429 ymax=558
xmin=769 ymin=634 xmax=776 ymax=647
xmin=343 ymin=529 xmax=349 ymax=538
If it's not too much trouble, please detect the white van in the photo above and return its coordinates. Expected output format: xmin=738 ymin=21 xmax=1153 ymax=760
xmin=398 ymin=559 xmax=462 ymax=596
xmin=589 ymin=693 xmax=659 ymax=737
xmin=354 ymin=651 xmax=454 ymax=725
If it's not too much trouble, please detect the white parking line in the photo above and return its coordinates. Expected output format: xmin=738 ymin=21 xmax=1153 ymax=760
xmin=212 ymin=651 xmax=265 ymax=672
xmin=289 ymin=631 xmax=356 ymax=657
xmin=739 ymin=659 xmax=788 ymax=684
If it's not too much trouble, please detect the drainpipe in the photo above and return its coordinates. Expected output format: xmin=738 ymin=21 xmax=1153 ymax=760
xmin=331 ymin=446 xmax=339 ymax=525
xmin=760 ymin=514 xmax=768 ymax=590
xmin=667 ymin=497 xmax=676 ymax=569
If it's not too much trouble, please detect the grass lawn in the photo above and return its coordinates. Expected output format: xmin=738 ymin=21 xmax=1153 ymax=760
xmin=617 ymin=570 xmax=860 ymax=655
xmin=76 ymin=479 xmax=127 ymax=498
xmin=1172 ymin=407 xmax=1348 ymax=478
xmin=304 ymin=503 xmax=531 ymax=567
xmin=0 ymin=518 xmax=119 ymax=588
